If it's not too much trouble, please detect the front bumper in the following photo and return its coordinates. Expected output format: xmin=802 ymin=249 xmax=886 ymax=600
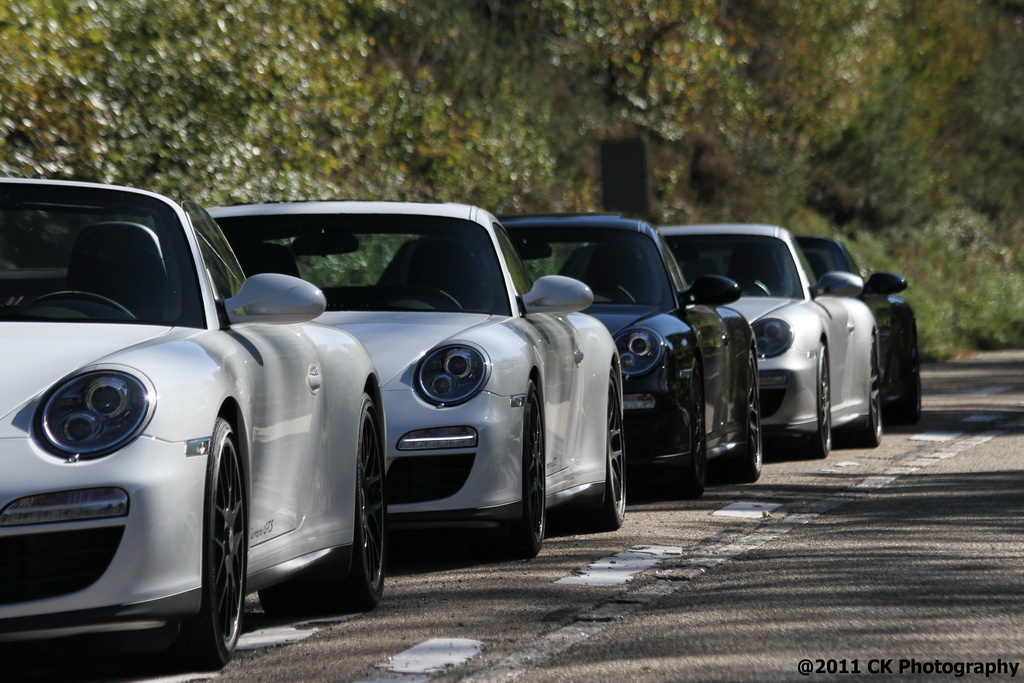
xmin=620 ymin=395 xmax=692 ymax=469
xmin=757 ymin=347 xmax=821 ymax=436
xmin=0 ymin=435 xmax=207 ymax=641
xmin=383 ymin=388 xmax=526 ymax=527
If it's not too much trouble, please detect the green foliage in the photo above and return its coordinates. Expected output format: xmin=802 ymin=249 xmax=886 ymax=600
xmin=831 ymin=208 xmax=1024 ymax=360
xmin=1 ymin=0 xmax=1021 ymax=358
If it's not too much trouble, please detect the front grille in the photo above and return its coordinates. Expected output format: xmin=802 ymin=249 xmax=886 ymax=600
xmin=760 ymin=388 xmax=785 ymax=418
xmin=386 ymin=454 xmax=475 ymax=504
xmin=0 ymin=526 xmax=124 ymax=605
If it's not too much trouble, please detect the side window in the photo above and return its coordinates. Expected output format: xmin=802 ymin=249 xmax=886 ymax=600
xmin=494 ymin=223 xmax=533 ymax=296
xmin=184 ymin=201 xmax=246 ymax=299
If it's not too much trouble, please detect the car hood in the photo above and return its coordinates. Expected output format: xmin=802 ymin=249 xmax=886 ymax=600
xmin=318 ymin=311 xmax=494 ymax=387
xmin=583 ymin=305 xmax=664 ymax=336
xmin=727 ymin=297 xmax=800 ymax=323
xmin=0 ymin=323 xmax=172 ymax=423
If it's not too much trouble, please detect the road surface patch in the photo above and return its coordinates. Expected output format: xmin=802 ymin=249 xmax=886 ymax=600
xmin=358 ymin=638 xmax=485 ymax=681
xmin=237 ymin=625 xmax=316 ymax=650
xmin=712 ymin=501 xmax=782 ymax=518
xmin=909 ymin=431 xmax=962 ymax=442
xmin=556 ymin=545 xmax=683 ymax=585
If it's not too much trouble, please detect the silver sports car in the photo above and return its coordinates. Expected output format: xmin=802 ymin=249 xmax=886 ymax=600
xmin=0 ymin=179 xmax=386 ymax=671
xmin=660 ymin=224 xmax=882 ymax=459
xmin=211 ymin=201 xmax=626 ymax=559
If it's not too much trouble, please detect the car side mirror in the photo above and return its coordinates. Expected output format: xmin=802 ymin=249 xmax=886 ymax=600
xmin=810 ymin=271 xmax=864 ymax=298
xmin=864 ymin=271 xmax=907 ymax=295
xmin=682 ymin=275 xmax=742 ymax=306
xmin=225 ymin=272 xmax=327 ymax=325
xmin=521 ymin=275 xmax=594 ymax=314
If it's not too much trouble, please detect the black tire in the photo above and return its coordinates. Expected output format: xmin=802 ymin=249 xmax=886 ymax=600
xmin=173 ymin=417 xmax=247 ymax=671
xmin=336 ymin=393 xmax=387 ymax=610
xmin=844 ymin=335 xmax=883 ymax=448
xmin=732 ymin=348 xmax=763 ymax=483
xmin=259 ymin=393 xmax=386 ymax=616
xmin=593 ymin=368 xmax=626 ymax=531
xmin=885 ymin=327 xmax=922 ymax=425
xmin=506 ymin=380 xmax=546 ymax=558
xmin=803 ymin=344 xmax=832 ymax=459
xmin=679 ymin=362 xmax=707 ymax=499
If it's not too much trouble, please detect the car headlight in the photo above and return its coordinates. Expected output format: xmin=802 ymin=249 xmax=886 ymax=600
xmin=37 ymin=370 xmax=155 ymax=459
xmin=752 ymin=318 xmax=794 ymax=358
xmin=615 ymin=328 xmax=665 ymax=377
xmin=415 ymin=345 xmax=489 ymax=407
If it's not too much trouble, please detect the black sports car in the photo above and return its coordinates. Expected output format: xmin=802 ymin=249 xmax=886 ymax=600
xmin=504 ymin=214 xmax=761 ymax=498
xmin=795 ymin=235 xmax=921 ymax=424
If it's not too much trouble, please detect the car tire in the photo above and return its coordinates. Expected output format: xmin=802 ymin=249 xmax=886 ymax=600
xmin=593 ymin=367 xmax=627 ymax=531
xmin=885 ymin=327 xmax=922 ymax=425
xmin=732 ymin=348 xmax=763 ymax=483
xmin=173 ymin=417 xmax=246 ymax=671
xmin=506 ymin=379 xmax=546 ymax=558
xmin=332 ymin=392 xmax=387 ymax=610
xmin=259 ymin=392 xmax=386 ymax=616
xmin=844 ymin=335 xmax=883 ymax=448
xmin=803 ymin=343 xmax=832 ymax=460
xmin=679 ymin=362 xmax=707 ymax=499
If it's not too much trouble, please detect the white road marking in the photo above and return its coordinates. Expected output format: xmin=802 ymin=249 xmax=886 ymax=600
xmin=556 ymin=545 xmax=682 ymax=585
xmin=377 ymin=638 xmax=484 ymax=674
xmin=712 ymin=501 xmax=782 ymax=518
xmin=236 ymin=614 xmax=357 ymax=651
xmin=909 ymin=431 xmax=963 ymax=441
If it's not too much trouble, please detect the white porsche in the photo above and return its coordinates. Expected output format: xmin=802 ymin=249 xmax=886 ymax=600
xmin=211 ymin=201 xmax=626 ymax=559
xmin=0 ymin=179 xmax=386 ymax=671
xmin=660 ymin=224 xmax=882 ymax=459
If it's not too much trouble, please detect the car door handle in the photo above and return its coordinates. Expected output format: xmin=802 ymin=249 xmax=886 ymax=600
xmin=847 ymin=320 xmax=856 ymax=334
xmin=573 ymin=344 xmax=584 ymax=366
xmin=307 ymin=364 xmax=323 ymax=395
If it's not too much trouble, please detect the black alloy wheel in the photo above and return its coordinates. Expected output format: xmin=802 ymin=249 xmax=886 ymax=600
xmin=679 ymin=362 xmax=707 ymax=499
xmin=174 ymin=417 xmax=247 ymax=671
xmin=594 ymin=367 xmax=627 ymax=531
xmin=885 ymin=326 xmax=922 ymax=425
xmin=258 ymin=392 xmax=386 ymax=616
xmin=335 ymin=392 xmax=387 ymax=610
xmin=804 ymin=344 xmax=832 ymax=459
xmin=733 ymin=348 xmax=763 ymax=483
xmin=845 ymin=336 xmax=883 ymax=448
xmin=507 ymin=380 xmax=546 ymax=558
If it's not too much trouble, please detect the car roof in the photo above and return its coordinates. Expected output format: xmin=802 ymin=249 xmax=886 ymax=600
xmin=795 ymin=234 xmax=842 ymax=246
xmin=659 ymin=223 xmax=792 ymax=240
xmin=0 ymin=176 xmax=173 ymax=204
xmin=501 ymin=213 xmax=657 ymax=238
xmin=209 ymin=200 xmax=493 ymax=226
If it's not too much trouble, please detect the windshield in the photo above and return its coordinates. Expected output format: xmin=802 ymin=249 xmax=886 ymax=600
xmin=217 ymin=212 xmax=511 ymax=315
xmin=663 ymin=233 xmax=804 ymax=299
xmin=0 ymin=183 xmax=204 ymax=326
xmin=507 ymin=226 xmax=674 ymax=307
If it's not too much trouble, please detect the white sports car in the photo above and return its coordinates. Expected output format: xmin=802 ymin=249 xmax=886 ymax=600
xmin=210 ymin=201 xmax=626 ymax=559
xmin=660 ymin=224 xmax=882 ymax=459
xmin=0 ymin=179 xmax=386 ymax=671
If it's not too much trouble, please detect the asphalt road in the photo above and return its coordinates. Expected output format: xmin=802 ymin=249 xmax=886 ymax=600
xmin=8 ymin=350 xmax=1024 ymax=682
